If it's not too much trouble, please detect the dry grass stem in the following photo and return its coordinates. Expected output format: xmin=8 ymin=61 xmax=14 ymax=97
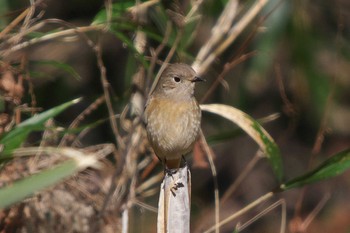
xmin=194 ymin=0 xmax=238 ymax=69
xmin=1 ymin=25 xmax=105 ymax=57
xmin=185 ymin=0 xmax=204 ymax=22
xmin=194 ymin=0 xmax=268 ymax=75
xmin=136 ymin=172 xmax=163 ymax=195
xmin=0 ymin=8 xmax=31 ymax=39
xmin=13 ymin=145 xmax=114 ymax=169
xmin=129 ymin=0 xmax=159 ymax=14
xmin=95 ymin=42 xmax=124 ymax=150
xmin=199 ymin=130 xmax=220 ymax=233
xmin=235 ymin=199 xmax=287 ymax=233
xmin=297 ymin=193 xmax=330 ymax=231
xmin=204 ymin=192 xmax=274 ymax=233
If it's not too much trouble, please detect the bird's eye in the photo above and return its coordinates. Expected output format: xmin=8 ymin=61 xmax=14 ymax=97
xmin=173 ymin=77 xmax=181 ymax=83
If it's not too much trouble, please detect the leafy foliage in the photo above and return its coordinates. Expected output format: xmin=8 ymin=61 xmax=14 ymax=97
xmin=281 ymin=149 xmax=350 ymax=190
xmin=0 ymin=98 xmax=81 ymax=159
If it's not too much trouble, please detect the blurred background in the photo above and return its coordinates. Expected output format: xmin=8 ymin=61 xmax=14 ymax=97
xmin=1 ymin=0 xmax=350 ymax=232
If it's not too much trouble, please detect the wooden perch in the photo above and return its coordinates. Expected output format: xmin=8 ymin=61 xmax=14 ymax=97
xmin=157 ymin=166 xmax=191 ymax=233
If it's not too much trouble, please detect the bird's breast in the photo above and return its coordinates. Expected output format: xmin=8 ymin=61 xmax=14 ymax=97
xmin=145 ymin=97 xmax=201 ymax=160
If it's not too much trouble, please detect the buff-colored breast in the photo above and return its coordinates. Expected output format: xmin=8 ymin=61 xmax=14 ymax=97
xmin=145 ymin=97 xmax=201 ymax=162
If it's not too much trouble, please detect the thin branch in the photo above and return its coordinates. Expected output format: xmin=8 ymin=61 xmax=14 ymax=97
xmin=94 ymin=41 xmax=124 ymax=150
xmin=200 ymin=51 xmax=257 ymax=104
xmin=59 ymin=95 xmax=106 ymax=147
xmin=274 ymin=63 xmax=298 ymax=135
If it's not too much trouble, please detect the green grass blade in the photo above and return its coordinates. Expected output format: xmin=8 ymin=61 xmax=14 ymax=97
xmin=0 ymin=145 xmax=102 ymax=209
xmin=200 ymin=104 xmax=283 ymax=181
xmin=281 ymin=149 xmax=350 ymax=191
xmin=0 ymin=146 xmax=102 ymax=209
xmin=0 ymin=98 xmax=81 ymax=157
xmin=0 ymin=159 xmax=76 ymax=209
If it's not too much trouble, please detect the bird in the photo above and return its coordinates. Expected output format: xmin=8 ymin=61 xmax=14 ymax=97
xmin=144 ymin=63 xmax=204 ymax=169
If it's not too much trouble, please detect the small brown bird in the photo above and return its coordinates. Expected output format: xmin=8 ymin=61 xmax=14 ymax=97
xmin=145 ymin=63 xmax=204 ymax=169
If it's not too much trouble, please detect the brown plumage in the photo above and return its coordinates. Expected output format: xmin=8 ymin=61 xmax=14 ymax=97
xmin=144 ymin=63 xmax=204 ymax=169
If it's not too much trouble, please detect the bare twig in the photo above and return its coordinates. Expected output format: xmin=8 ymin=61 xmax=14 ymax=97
xmin=200 ymin=51 xmax=257 ymax=104
xmin=59 ymin=95 xmax=106 ymax=147
xmin=94 ymin=41 xmax=124 ymax=149
xmin=310 ymin=88 xmax=334 ymax=158
xmin=275 ymin=64 xmax=298 ymax=135
xmin=99 ymin=121 xmax=143 ymax=215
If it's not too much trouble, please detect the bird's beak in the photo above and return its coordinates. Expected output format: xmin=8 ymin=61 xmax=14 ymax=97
xmin=191 ymin=76 xmax=206 ymax=82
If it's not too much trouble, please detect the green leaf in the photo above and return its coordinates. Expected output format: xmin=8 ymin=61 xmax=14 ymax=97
xmin=0 ymin=146 xmax=103 ymax=209
xmin=200 ymin=104 xmax=283 ymax=181
xmin=92 ymin=1 xmax=134 ymax=25
xmin=0 ymin=98 xmax=81 ymax=158
xmin=280 ymin=149 xmax=350 ymax=191
xmin=0 ymin=159 xmax=76 ymax=209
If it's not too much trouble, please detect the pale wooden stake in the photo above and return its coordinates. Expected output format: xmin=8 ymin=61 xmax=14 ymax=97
xmin=157 ymin=166 xmax=191 ymax=233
